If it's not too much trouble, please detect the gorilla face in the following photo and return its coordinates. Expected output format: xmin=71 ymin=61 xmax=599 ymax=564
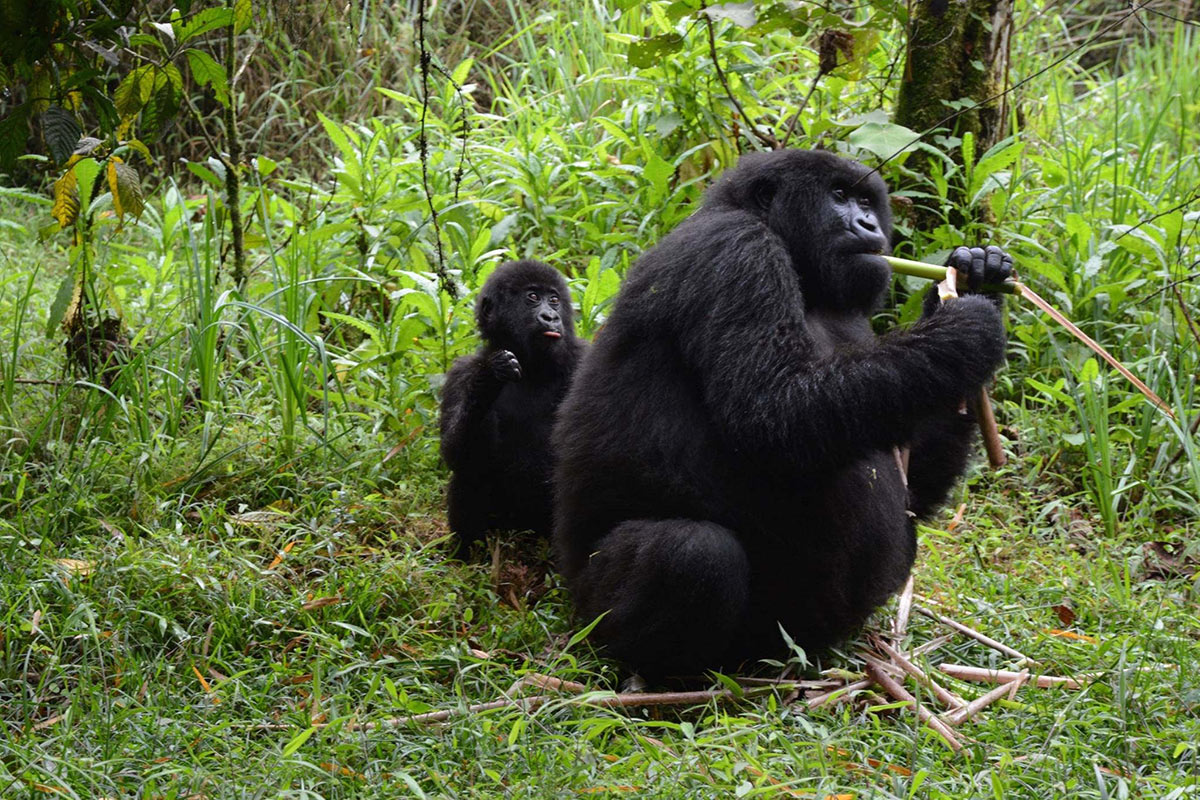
xmin=768 ymin=152 xmax=893 ymax=313
xmin=477 ymin=260 xmax=573 ymax=360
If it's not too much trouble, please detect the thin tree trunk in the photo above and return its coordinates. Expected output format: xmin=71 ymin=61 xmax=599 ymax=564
xmin=894 ymin=0 xmax=1014 ymax=227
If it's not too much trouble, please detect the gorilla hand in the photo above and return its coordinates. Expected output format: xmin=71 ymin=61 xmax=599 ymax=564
xmin=946 ymin=245 xmax=1013 ymax=309
xmin=489 ymin=349 xmax=522 ymax=382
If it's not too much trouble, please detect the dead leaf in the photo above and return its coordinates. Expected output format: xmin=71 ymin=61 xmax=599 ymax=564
xmin=1140 ymin=541 xmax=1200 ymax=580
xmin=301 ymin=596 xmax=341 ymax=611
xmin=1042 ymin=628 xmax=1097 ymax=644
xmin=54 ymin=559 xmax=94 ymax=579
xmin=231 ymin=510 xmax=289 ymax=528
xmin=1052 ymin=603 xmax=1076 ymax=626
xmin=266 ymin=540 xmax=296 ymax=570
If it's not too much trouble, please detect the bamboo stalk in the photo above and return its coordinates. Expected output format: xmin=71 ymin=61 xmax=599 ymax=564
xmin=913 ymin=604 xmax=1035 ymax=664
xmin=944 ymin=671 xmax=1029 ymax=726
xmin=883 ymin=255 xmax=1174 ymax=418
xmin=863 ymin=657 xmax=963 ymax=752
xmin=884 ymin=255 xmax=1018 ymax=294
xmin=937 ymin=664 xmax=1083 ymax=689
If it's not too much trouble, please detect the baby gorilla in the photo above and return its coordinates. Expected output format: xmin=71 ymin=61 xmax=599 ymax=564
xmin=441 ymin=260 xmax=586 ymax=559
xmin=553 ymin=150 xmax=1012 ymax=677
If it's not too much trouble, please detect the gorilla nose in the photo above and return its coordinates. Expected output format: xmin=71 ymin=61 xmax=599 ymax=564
xmin=854 ymin=214 xmax=879 ymax=235
xmin=539 ymin=310 xmax=560 ymax=326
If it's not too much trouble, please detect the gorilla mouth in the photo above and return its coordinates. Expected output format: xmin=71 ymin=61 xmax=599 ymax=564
xmin=542 ymin=330 xmax=562 ymax=339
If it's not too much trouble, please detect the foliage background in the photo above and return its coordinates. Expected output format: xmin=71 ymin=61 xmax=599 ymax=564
xmin=0 ymin=0 xmax=1198 ymax=797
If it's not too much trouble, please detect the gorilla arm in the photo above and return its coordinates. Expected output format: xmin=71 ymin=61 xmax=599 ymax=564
xmin=661 ymin=213 xmax=1007 ymax=475
xmin=439 ymin=349 xmax=521 ymax=469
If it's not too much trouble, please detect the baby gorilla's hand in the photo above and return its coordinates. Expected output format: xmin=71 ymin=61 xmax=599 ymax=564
xmin=489 ymin=349 xmax=522 ymax=382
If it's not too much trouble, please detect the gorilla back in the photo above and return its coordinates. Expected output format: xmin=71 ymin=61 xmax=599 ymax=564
xmin=552 ymin=150 xmax=1008 ymax=676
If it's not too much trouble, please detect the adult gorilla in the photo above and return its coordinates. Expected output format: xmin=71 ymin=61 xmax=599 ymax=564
xmin=441 ymin=260 xmax=585 ymax=559
xmin=552 ymin=149 xmax=1011 ymax=676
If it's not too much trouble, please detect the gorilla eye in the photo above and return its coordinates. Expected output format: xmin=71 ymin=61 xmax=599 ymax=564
xmin=857 ymin=196 xmax=872 ymax=209
xmin=832 ymin=188 xmax=848 ymax=202
xmin=549 ymin=295 xmax=560 ymax=306
xmin=527 ymin=291 xmax=539 ymax=303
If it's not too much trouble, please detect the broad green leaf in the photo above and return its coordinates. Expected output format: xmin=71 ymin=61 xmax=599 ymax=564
xmin=317 ymin=112 xmax=357 ymax=163
xmin=846 ymin=121 xmax=921 ymax=160
xmin=127 ymin=33 xmax=169 ymax=53
xmin=233 ymin=0 xmax=253 ymax=34
xmin=628 ymin=34 xmax=684 ymax=69
xmin=113 ymin=66 xmax=155 ymax=119
xmin=321 ymin=311 xmax=381 ymax=345
xmin=451 ymin=58 xmax=474 ymax=86
xmin=185 ymin=160 xmax=224 ymax=188
xmin=0 ymin=106 xmax=30 ymax=168
xmin=969 ymin=140 xmax=1023 ymax=198
xmin=1064 ymin=213 xmax=1092 ymax=253
xmin=1026 ymin=377 xmax=1072 ymax=406
xmin=185 ymin=49 xmax=230 ymax=106
xmin=642 ymin=150 xmax=673 ymax=205
xmin=46 ymin=273 xmax=76 ymax=336
xmin=1079 ymin=357 xmax=1100 ymax=384
xmin=73 ymin=157 xmax=103 ymax=210
xmin=122 ymin=138 xmax=153 ymax=163
xmin=1111 ymin=225 xmax=1165 ymax=265
xmin=178 ymin=7 xmax=234 ymax=43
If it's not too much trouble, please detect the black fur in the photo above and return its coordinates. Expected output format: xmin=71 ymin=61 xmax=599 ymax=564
xmin=441 ymin=260 xmax=586 ymax=558
xmin=552 ymin=150 xmax=1011 ymax=676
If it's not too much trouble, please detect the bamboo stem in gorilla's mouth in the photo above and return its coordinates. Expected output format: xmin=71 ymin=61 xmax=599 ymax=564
xmin=883 ymin=255 xmax=1019 ymax=294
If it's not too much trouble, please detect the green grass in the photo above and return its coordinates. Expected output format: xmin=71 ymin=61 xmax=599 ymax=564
xmin=1 ymin=3 xmax=1198 ymax=797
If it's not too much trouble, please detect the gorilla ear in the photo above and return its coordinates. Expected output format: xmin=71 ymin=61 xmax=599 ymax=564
xmin=748 ymin=176 xmax=777 ymax=215
xmin=476 ymin=295 xmax=493 ymax=330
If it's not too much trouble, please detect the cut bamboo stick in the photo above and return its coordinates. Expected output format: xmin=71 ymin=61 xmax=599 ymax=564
xmin=864 ymin=656 xmax=963 ymax=752
xmin=937 ymin=664 xmax=1083 ymax=690
xmin=871 ymin=636 xmax=966 ymax=710
xmin=944 ymin=671 xmax=1029 ymax=726
xmin=913 ymin=604 xmax=1035 ymax=664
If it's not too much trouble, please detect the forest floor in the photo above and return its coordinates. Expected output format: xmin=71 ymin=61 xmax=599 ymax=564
xmin=0 ymin=244 xmax=1197 ymax=797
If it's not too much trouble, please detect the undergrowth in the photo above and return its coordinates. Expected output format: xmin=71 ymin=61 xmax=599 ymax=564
xmin=0 ymin=2 xmax=1197 ymax=797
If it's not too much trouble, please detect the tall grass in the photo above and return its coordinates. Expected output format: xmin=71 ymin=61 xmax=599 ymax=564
xmin=0 ymin=4 xmax=1198 ymax=797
